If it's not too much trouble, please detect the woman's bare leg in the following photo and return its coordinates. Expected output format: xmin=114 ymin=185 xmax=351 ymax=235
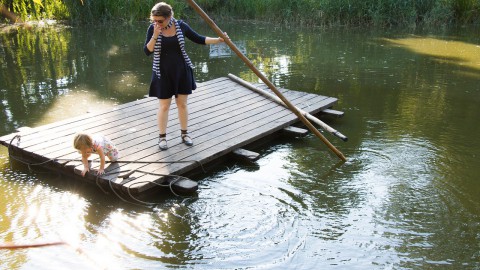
xmin=175 ymin=94 xmax=188 ymax=131
xmin=158 ymin=98 xmax=172 ymax=134
xmin=176 ymin=94 xmax=193 ymax=146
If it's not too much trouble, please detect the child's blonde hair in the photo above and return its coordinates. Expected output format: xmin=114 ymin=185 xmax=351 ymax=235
xmin=73 ymin=132 xmax=93 ymax=151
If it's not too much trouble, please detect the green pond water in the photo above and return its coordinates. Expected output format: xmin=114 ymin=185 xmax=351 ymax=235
xmin=0 ymin=21 xmax=479 ymax=269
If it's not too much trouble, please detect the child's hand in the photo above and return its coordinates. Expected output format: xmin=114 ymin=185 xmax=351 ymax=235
xmin=81 ymin=168 xmax=89 ymax=177
xmin=97 ymin=168 xmax=105 ymax=175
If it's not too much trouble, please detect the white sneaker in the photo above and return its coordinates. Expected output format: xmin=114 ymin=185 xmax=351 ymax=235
xmin=159 ymin=138 xmax=168 ymax=150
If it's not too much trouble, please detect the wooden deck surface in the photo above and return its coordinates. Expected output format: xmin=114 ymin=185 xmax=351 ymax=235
xmin=0 ymin=76 xmax=338 ymax=195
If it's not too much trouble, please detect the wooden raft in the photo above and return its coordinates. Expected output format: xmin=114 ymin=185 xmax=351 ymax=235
xmin=0 ymin=76 xmax=339 ymax=196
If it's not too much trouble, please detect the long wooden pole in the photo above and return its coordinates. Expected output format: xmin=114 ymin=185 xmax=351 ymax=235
xmin=0 ymin=241 xmax=67 ymax=249
xmin=228 ymin=74 xmax=348 ymax=142
xmin=186 ymin=0 xmax=347 ymax=161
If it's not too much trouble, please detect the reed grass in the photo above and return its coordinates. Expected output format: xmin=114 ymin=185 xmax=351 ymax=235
xmin=1 ymin=0 xmax=479 ymax=27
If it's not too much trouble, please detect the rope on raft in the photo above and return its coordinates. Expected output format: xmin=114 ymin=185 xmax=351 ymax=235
xmin=7 ymin=134 xmax=204 ymax=204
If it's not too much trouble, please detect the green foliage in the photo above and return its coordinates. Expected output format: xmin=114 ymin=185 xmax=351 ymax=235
xmin=59 ymin=0 xmax=157 ymax=24
xmin=422 ymin=0 xmax=455 ymax=25
xmin=192 ymin=0 xmax=480 ymax=27
xmin=1 ymin=0 xmax=69 ymax=21
xmin=1 ymin=0 xmax=479 ymax=26
xmin=453 ymin=0 xmax=479 ymax=23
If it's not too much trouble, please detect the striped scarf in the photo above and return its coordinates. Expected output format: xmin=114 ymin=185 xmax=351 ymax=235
xmin=153 ymin=18 xmax=194 ymax=79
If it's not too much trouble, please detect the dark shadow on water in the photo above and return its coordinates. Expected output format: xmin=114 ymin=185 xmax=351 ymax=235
xmin=5 ymin=158 xmax=187 ymax=209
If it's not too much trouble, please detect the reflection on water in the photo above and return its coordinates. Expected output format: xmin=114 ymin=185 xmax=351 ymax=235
xmin=383 ymin=36 xmax=480 ymax=73
xmin=1 ymin=22 xmax=480 ymax=269
xmin=39 ymin=90 xmax=117 ymax=124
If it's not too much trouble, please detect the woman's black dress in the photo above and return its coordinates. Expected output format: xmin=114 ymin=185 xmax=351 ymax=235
xmin=143 ymin=21 xmax=206 ymax=99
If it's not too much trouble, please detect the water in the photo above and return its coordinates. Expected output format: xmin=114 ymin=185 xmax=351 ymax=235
xmin=1 ymin=21 xmax=479 ymax=269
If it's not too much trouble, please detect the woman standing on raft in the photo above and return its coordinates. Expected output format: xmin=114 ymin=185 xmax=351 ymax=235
xmin=144 ymin=2 xmax=226 ymax=150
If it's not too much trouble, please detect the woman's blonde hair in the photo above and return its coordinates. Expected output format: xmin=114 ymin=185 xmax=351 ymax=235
xmin=151 ymin=2 xmax=173 ymax=18
xmin=73 ymin=132 xmax=93 ymax=151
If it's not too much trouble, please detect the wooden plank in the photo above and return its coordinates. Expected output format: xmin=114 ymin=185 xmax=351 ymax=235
xmin=0 ymin=77 xmax=229 ymax=144
xmin=91 ymin=90 xmax=305 ymax=186
xmin=10 ymin=79 xmax=236 ymax=161
xmin=0 ymin=76 xmax=341 ymax=196
xmin=122 ymin=92 xmax=330 ymax=192
xmin=128 ymin=89 xmax=323 ymax=163
xmin=59 ymin=80 xmax=273 ymax=180
xmin=321 ymin=108 xmax=344 ymax=118
xmin=231 ymin=148 xmax=260 ymax=161
xmin=32 ymin=79 xmax=257 ymax=158
xmin=15 ymin=127 xmax=33 ymax=133
xmin=60 ymin=85 xmax=334 ymax=191
xmin=8 ymin=78 xmax=234 ymax=149
xmin=282 ymin=126 xmax=309 ymax=137
xmin=89 ymin=85 xmax=295 ymax=181
xmin=41 ymin=78 xmax=306 ymax=160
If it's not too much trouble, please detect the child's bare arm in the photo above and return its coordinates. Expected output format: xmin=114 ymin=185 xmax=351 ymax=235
xmin=97 ymin=147 xmax=106 ymax=175
xmin=81 ymin=154 xmax=89 ymax=176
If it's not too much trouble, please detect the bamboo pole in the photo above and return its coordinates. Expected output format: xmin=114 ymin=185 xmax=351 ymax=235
xmin=0 ymin=241 xmax=67 ymax=249
xmin=186 ymin=0 xmax=347 ymax=161
xmin=228 ymin=74 xmax=348 ymax=142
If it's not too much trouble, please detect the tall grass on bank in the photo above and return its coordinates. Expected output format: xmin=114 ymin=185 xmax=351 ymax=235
xmin=1 ymin=0 xmax=479 ymax=27
xmin=1 ymin=0 xmax=69 ymax=22
xmin=203 ymin=0 xmax=473 ymax=27
xmin=0 ymin=0 xmax=179 ymax=24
